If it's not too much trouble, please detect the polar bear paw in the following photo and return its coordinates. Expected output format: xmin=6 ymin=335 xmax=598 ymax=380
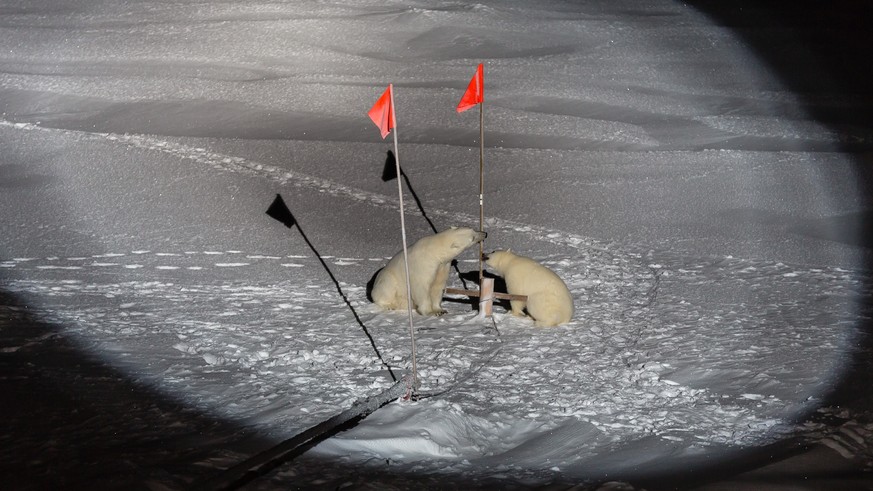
xmin=418 ymin=307 xmax=447 ymax=316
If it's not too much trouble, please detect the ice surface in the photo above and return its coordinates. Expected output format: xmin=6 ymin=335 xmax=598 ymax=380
xmin=1 ymin=0 xmax=872 ymax=489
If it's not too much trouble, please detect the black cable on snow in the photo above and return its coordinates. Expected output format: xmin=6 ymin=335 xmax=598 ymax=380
xmin=192 ymin=378 xmax=409 ymax=491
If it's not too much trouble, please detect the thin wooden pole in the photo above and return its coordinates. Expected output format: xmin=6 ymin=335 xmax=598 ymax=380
xmin=389 ymin=84 xmax=418 ymax=395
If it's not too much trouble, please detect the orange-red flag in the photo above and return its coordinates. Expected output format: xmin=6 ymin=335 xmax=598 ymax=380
xmin=456 ymin=63 xmax=484 ymax=113
xmin=368 ymin=85 xmax=395 ymax=139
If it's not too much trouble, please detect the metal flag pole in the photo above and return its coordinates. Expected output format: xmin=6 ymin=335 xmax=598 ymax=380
xmin=478 ymin=92 xmax=485 ymax=286
xmin=389 ymin=84 xmax=419 ymax=395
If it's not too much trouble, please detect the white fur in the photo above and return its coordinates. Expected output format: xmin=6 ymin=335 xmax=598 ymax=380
xmin=372 ymin=227 xmax=486 ymax=316
xmin=485 ymin=250 xmax=573 ymax=327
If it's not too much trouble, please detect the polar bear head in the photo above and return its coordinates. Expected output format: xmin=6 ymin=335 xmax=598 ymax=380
xmin=414 ymin=227 xmax=485 ymax=263
xmin=403 ymin=227 xmax=486 ymax=265
xmin=429 ymin=227 xmax=486 ymax=262
xmin=444 ymin=226 xmax=486 ymax=249
xmin=482 ymin=249 xmax=515 ymax=275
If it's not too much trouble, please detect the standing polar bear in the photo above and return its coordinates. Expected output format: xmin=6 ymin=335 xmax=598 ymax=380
xmin=484 ymin=250 xmax=574 ymax=327
xmin=371 ymin=227 xmax=486 ymax=316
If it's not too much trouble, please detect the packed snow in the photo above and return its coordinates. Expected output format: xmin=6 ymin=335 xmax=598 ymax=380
xmin=1 ymin=0 xmax=872 ymax=489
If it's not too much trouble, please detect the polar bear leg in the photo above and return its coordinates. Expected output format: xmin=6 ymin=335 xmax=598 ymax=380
xmin=410 ymin=276 xmax=437 ymax=315
xmin=426 ymin=263 xmax=450 ymax=316
xmin=509 ymin=299 xmax=527 ymax=317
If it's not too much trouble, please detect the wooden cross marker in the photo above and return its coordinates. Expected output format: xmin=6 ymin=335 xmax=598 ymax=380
xmin=444 ymin=280 xmax=527 ymax=319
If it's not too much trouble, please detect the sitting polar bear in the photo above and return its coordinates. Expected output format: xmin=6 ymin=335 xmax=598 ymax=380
xmin=484 ymin=250 xmax=573 ymax=327
xmin=371 ymin=227 xmax=486 ymax=316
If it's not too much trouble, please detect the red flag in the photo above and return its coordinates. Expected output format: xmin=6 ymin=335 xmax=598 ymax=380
xmin=456 ymin=63 xmax=484 ymax=113
xmin=368 ymin=85 xmax=395 ymax=139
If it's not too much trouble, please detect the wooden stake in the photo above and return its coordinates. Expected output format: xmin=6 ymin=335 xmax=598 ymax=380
xmin=477 ymin=277 xmax=494 ymax=318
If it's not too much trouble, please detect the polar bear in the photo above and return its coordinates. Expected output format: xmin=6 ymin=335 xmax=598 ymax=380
xmin=371 ymin=227 xmax=486 ymax=316
xmin=484 ymin=250 xmax=573 ymax=327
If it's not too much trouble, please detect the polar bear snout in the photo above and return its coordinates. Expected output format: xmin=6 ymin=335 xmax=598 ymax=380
xmin=482 ymin=249 xmax=503 ymax=267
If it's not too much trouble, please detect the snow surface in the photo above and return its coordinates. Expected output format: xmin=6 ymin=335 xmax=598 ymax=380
xmin=1 ymin=0 xmax=872 ymax=489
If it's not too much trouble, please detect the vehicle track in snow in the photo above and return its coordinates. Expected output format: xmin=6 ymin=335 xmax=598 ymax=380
xmin=0 ymin=119 xmax=627 ymax=256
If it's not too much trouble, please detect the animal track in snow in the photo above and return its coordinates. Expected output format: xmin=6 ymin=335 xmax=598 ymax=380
xmin=1 ymin=250 xmax=392 ymax=272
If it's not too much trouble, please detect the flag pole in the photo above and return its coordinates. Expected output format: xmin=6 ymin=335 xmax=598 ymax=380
xmin=455 ymin=63 xmax=486 ymax=309
xmin=478 ymin=96 xmax=485 ymax=287
xmin=389 ymin=84 xmax=419 ymax=395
